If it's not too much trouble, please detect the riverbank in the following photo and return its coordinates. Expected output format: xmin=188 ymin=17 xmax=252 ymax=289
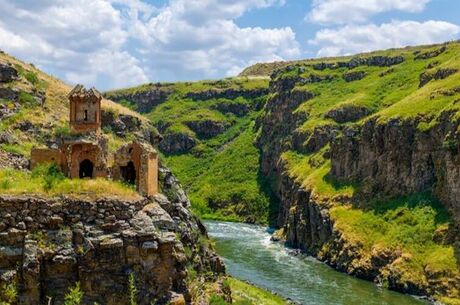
xmin=227 ymin=278 xmax=288 ymax=305
xmin=205 ymin=221 xmax=428 ymax=305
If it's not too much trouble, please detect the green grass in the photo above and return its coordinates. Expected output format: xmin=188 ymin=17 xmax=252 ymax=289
xmin=281 ymin=149 xmax=357 ymax=199
xmin=330 ymin=191 xmax=458 ymax=290
xmin=227 ymin=278 xmax=287 ymax=305
xmin=0 ymin=165 xmax=139 ymax=199
xmin=164 ymin=119 xmax=271 ymax=224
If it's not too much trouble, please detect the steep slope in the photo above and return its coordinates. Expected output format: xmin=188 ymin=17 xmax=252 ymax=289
xmin=257 ymin=41 xmax=460 ymax=303
xmin=0 ymin=52 xmax=229 ymax=304
xmin=105 ymin=78 xmax=276 ymax=224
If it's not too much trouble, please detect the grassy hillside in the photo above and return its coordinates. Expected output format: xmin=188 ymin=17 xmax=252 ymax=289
xmin=0 ymin=51 xmax=151 ymax=199
xmin=106 ymin=78 xmax=275 ymax=224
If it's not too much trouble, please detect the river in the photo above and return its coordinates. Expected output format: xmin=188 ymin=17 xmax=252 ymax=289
xmin=205 ymin=221 xmax=427 ymax=305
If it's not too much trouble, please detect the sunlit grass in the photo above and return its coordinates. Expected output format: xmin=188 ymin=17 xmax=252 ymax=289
xmin=0 ymin=167 xmax=140 ymax=199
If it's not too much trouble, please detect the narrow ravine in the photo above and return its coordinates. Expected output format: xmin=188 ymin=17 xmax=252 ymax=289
xmin=205 ymin=221 xmax=428 ymax=305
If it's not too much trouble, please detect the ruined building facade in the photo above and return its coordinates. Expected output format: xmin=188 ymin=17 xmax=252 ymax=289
xmin=31 ymin=85 xmax=158 ymax=196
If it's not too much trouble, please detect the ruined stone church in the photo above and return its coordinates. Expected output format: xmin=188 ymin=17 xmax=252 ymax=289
xmin=30 ymin=85 xmax=158 ymax=196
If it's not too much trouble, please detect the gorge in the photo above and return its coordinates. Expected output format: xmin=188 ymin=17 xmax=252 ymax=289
xmin=0 ymin=40 xmax=460 ymax=304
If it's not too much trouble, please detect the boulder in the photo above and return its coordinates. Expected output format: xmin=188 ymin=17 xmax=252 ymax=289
xmin=0 ymin=132 xmax=17 ymax=145
xmin=0 ymin=87 xmax=18 ymax=100
xmin=0 ymin=63 xmax=18 ymax=83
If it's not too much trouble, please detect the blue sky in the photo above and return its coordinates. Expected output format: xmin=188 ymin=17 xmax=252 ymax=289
xmin=0 ymin=0 xmax=458 ymax=90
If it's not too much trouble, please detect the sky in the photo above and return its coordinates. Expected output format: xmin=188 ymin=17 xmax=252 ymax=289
xmin=0 ymin=0 xmax=459 ymax=90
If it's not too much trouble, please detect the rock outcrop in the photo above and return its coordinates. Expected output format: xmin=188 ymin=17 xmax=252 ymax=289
xmin=419 ymin=68 xmax=458 ymax=87
xmin=104 ymin=86 xmax=173 ymax=113
xmin=414 ymin=46 xmax=447 ymax=60
xmin=0 ymin=166 xmax=225 ymax=305
xmin=185 ymin=120 xmax=230 ymax=139
xmin=185 ymin=88 xmax=268 ymax=101
xmin=0 ymin=63 xmax=18 ymax=83
xmin=325 ymin=104 xmax=371 ymax=123
xmin=330 ymin=114 xmax=460 ymax=219
xmin=312 ymin=56 xmax=404 ymax=71
xmin=159 ymin=133 xmax=196 ymax=154
xmin=343 ymin=71 xmax=366 ymax=82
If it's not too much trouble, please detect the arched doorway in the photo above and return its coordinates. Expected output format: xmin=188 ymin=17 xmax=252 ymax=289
xmin=79 ymin=159 xmax=94 ymax=178
xmin=120 ymin=161 xmax=136 ymax=185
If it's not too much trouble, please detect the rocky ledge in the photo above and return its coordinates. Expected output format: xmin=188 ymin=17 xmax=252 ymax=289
xmin=185 ymin=88 xmax=268 ymax=101
xmin=0 ymin=167 xmax=225 ymax=305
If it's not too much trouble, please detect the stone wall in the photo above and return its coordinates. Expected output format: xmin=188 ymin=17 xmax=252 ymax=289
xmin=113 ymin=141 xmax=159 ymax=196
xmin=0 ymin=166 xmax=224 ymax=305
xmin=30 ymin=148 xmax=65 ymax=170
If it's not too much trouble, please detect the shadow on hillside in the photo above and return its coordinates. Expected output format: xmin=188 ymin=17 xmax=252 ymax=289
xmin=257 ymin=169 xmax=280 ymax=228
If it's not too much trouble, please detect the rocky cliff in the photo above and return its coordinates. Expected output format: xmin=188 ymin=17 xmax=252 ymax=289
xmin=258 ymin=42 xmax=460 ymax=303
xmin=0 ymin=166 xmax=225 ymax=305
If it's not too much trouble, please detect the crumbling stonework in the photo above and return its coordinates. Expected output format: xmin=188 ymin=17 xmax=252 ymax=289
xmin=30 ymin=149 xmax=64 ymax=170
xmin=30 ymin=85 xmax=160 ymax=195
xmin=113 ymin=141 xmax=158 ymax=196
xmin=69 ymin=85 xmax=102 ymax=134
xmin=0 ymin=166 xmax=225 ymax=305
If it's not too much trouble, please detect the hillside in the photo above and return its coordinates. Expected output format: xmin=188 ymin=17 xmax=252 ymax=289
xmin=0 ymin=52 xmax=233 ymax=304
xmin=105 ymin=78 xmax=275 ymax=224
xmin=107 ymin=41 xmax=460 ymax=303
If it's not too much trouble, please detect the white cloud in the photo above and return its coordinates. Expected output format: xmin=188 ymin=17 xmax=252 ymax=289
xmin=309 ymin=20 xmax=460 ymax=57
xmin=308 ymin=0 xmax=431 ymax=25
xmin=0 ymin=0 xmax=298 ymax=89
xmin=128 ymin=0 xmax=299 ymax=80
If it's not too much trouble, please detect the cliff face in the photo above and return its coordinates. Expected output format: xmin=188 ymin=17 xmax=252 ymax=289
xmin=331 ymin=115 xmax=460 ymax=220
xmin=0 ymin=166 xmax=224 ymax=305
xmin=257 ymin=42 xmax=460 ymax=302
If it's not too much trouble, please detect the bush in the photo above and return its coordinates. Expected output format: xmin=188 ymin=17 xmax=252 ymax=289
xmin=24 ymin=71 xmax=39 ymax=85
xmin=31 ymin=163 xmax=65 ymax=191
xmin=209 ymin=294 xmax=228 ymax=305
xmin=0 ymin=282 xmax=17 ymax=305
xmin=128 ymin=273 xmax=137 ymax=305
xmin=18 ymin=91 xmax=37 ymax=107
xmin=55 ymin=125 xmax=71 ymax=137
xmin=64 ymin=282 xmax=83 ymax=305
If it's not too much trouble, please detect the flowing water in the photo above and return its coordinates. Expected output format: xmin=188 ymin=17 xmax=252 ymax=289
xmin=205 ymin=221 xmax=427 ymax=305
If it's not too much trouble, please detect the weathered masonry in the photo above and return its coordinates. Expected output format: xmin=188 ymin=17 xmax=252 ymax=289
xmin=30 ymin=85 xmax=159 ymax=196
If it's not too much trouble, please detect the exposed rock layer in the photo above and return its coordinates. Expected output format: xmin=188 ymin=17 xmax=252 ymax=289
xmin=257 ymin=65 xmax=460 ymax=301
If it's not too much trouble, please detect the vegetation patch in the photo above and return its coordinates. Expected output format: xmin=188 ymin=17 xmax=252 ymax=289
xmin=227 ymin=278 xmax=287 ymax=305
xmin=0 ymin=164 xmax=139 ymax=199
xmin=331 ymin=192 xmax=458 ymax=290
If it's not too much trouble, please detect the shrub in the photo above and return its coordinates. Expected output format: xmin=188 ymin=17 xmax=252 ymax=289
xmin=24 ymin=71 xmax=39 ymax=85
xmin=55 ymin=125 xmax=71 ymax=137
xmin=64 ymin=282 xmax=83 ymax=305
xmin=18 ymin=91 xmax=37 ymax=107
xmin=128 ymin=273 xmax=137 ymax=305
xmin=0 ymin=282 xmax=17 ymax=305
xmin=31 ymin=163 xmax=65 ymax=191
xmin=209 ymin=294 xmax=228 ymax=305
